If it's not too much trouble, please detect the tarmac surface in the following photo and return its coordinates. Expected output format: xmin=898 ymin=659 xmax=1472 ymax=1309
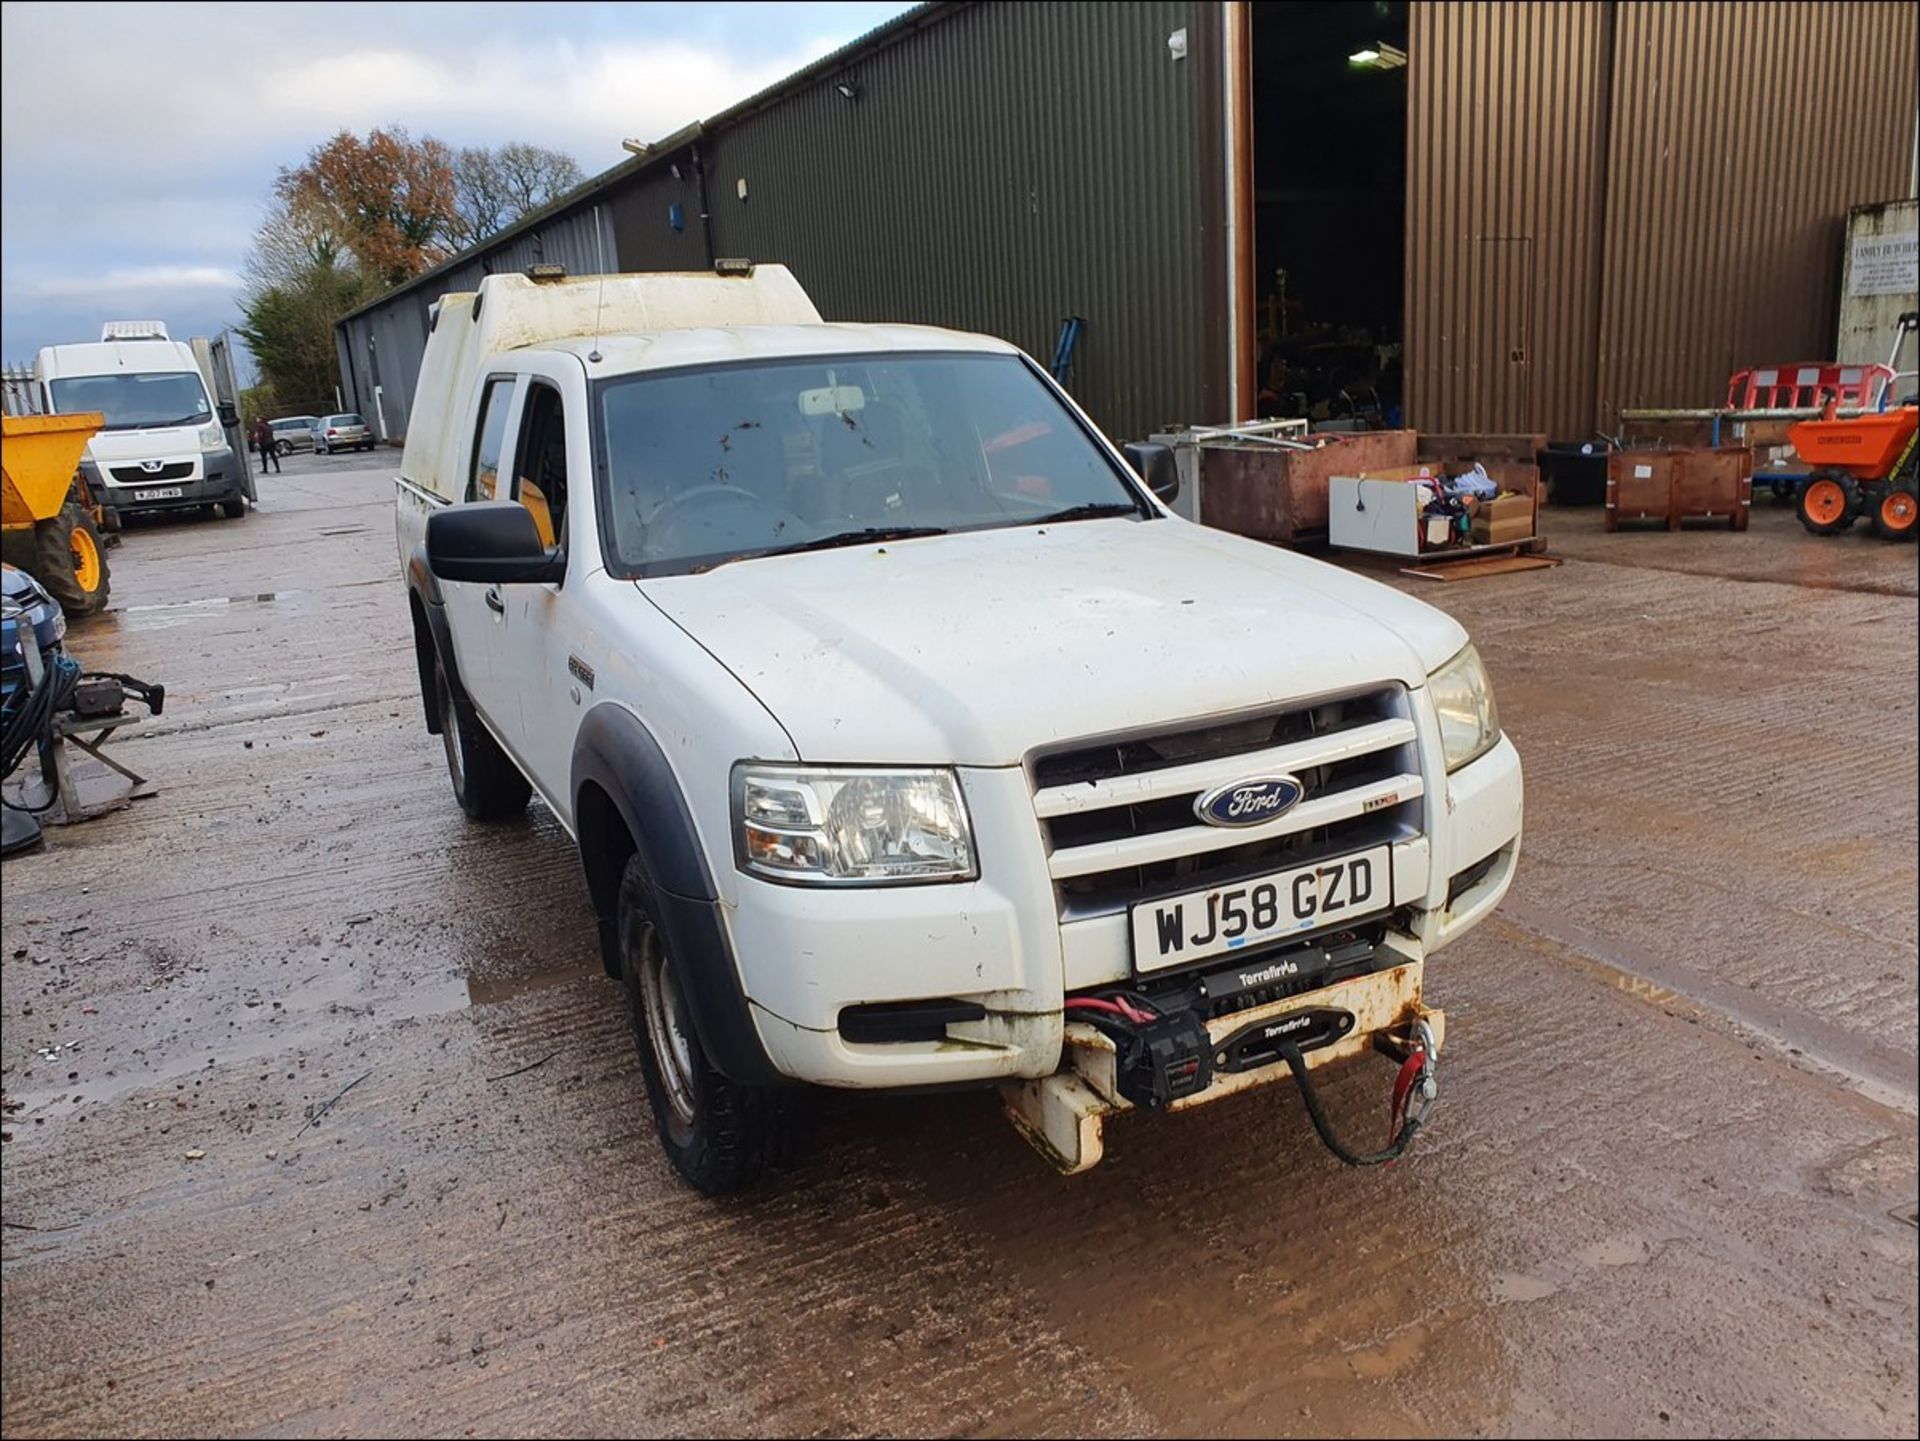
xmin=3 ymin=452 xmax=1915 ymax=1438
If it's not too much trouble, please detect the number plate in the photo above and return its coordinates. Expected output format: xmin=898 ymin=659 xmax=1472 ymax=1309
xmin=133 ymin=486 xmax=184 ymax=501
xmin=1130 ymin=845 xmax=1392 ymax=973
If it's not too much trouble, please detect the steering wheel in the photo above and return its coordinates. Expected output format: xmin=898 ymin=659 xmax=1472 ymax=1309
xmin=645 ymin=483 xmax=769 ymax=531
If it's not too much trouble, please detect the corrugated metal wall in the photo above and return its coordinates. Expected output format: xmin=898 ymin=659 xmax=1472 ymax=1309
xmin=1595 ymin=1 xmax=1920 ymax=423
xmin=698 ymin=0 xmax=1223 ymax=439
xmin=336 ymin=0 xmax=1916 ymax=443
xmin=1404 ymin=1 xmax=1613 ymax=439
xmin=610 ymin=163 xmax=713 ymax=273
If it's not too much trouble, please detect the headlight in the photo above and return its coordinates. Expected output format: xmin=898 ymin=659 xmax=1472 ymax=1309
xmin=1428 ymin=642 xmax=1501 ymax=772
xmin=198 ymin=421 xmax=225 ymax=449
xmin=732 ymin=765 xmax=977 ymax=884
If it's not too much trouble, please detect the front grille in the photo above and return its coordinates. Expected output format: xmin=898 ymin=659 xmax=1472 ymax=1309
xmin=1030 ymin=684 xmax=1424 ymax=920
xmin=111 ymin=462 xmax=192 ymax=483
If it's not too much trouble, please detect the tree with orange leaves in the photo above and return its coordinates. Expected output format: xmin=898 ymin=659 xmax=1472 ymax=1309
xmin=277 ymin=126 xmax=458 ymax=287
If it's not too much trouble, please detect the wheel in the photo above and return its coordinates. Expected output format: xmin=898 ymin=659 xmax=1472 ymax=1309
xmin=218 ymin=498 xmax=248 ymax=519
xmin=1871 ymin=481 xmax=1918 ymax=542
xmin=1797 ymin=473 xmax=1859 ymax=535
xmin=30 ymin=501 xmax=110 ymax=614
xmin=275 ymin=440 xmax=292 ymax=457
xmin=431 ymin=656 xmax=529 ymax=820
xmin=615 ymin=855 xmax=806 ymax=1194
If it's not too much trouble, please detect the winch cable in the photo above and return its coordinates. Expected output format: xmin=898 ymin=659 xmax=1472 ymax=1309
xmin=1280 ymin=1038 xmax=1432 ymax=1168
xmin=1064 ymin=994 xmax=1157 ymax=1026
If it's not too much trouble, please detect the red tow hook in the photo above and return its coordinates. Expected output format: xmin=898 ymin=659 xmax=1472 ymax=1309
xmin=1390 ymin=1020 xmax=1436 ymax=1143
xmin=1389 ymin=1020 xmax=1438 ymax=1138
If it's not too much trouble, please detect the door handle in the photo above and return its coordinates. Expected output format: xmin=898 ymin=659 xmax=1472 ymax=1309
xmin=484 ymin=586 xmax=504 ymax=615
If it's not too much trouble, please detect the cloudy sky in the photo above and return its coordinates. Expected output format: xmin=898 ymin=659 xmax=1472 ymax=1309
xmin=0 ymin=1 xmax=911 ymax=373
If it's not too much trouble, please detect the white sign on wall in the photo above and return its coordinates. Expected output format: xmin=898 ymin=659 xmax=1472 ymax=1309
xmin=1847 ymin=231 xmax=1918 ymax=298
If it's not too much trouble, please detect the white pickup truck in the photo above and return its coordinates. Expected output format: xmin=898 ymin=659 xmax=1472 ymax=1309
xmin=394 ymin=266 xmax=1522 ymax=1193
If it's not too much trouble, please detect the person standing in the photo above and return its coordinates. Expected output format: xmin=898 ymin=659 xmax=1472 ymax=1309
xmin=251 ymin=417 xmax=281 ymax=474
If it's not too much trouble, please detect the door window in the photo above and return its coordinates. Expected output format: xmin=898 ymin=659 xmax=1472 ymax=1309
xmin=468 ymin=377 xmax=516 ymax=502
xmin=510 ymin=382 xmax=568 ymax=549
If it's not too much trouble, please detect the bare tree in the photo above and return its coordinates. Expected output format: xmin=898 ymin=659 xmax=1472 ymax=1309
xmin=450 ymin=147 xmax=511 ymax=251
xmin=494 ymin=142 xmax=585 ymax=217
xmin=448 ymin=142 xmax=585 ymax=250
xmin=242 ymin=197 xmax=350 ymax=298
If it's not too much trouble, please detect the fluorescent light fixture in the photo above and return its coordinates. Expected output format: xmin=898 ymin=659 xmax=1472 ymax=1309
xmin=1350 ymin=43 xmax=1407 ymax=70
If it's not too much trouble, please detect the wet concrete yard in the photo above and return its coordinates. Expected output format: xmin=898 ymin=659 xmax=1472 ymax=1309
xmin=3 ymin=455 xmax=1915 ymax=1437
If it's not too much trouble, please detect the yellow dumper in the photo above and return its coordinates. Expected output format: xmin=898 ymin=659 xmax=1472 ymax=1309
xmin=1 ymin=412 xmax=111 ymax=614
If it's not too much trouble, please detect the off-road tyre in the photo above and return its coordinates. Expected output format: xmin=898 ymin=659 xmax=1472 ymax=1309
xmin=1870 ymin=480 xmax=1918 ymax=542
xmin=616 ymin=855 xmax=807 ymax=1194
xmin=432 ymin=656 xmax=529 ymax=820
xmin=1797 ymin=472 xmax=1859 ymax=535
xmin=31 ymin=501 xmax=110 ymax=614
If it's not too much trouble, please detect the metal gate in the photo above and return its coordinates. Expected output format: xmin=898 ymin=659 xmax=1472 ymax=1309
xmin=1 ymin=364 xmax=42 ymax=417
xmin=192 ymin=333 xmax=256 ymax=502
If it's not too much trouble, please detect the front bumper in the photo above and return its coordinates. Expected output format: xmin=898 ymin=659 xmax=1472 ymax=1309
xmin=1004 ymin=961 xmax=1444 ymax=1173
xmin=91 ymin=449 xmax=242 ymax=513
xmin=732 ymin=735 xmax=1522 ymax=1093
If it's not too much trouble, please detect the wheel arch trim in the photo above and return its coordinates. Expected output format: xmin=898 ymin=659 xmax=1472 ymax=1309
xmin=572 ymin=701 xmax=782 ymax=1085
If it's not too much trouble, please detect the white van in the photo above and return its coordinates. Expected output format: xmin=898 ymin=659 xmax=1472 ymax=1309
xmin=34 ymin=322 xmax=247 ymax=522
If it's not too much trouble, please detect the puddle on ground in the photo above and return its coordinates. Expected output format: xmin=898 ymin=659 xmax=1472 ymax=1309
xmin=466 ymin=961 xmax=605 ymax=1006
xmin=1492 ymin=1272 xmax=1563 ymax=1304
xmin=2 ymin=956 xmax=611 ymax=1121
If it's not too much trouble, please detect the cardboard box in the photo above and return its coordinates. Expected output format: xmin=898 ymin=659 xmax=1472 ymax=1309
xmin=1477 ymin=491 xmax=1531 ymax=524
xmin=1472 ymin=513 xmax=1534 ymax=545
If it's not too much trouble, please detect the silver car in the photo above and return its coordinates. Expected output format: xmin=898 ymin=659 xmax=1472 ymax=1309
xmin=269 ymin=415 xmax=318 ymax=455
xmin=311 ymin=413 xmax=375 ymax=454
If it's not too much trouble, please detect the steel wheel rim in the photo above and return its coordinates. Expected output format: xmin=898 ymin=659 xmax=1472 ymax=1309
xmin=1805 ymin=479 xmax=1847 ymax=524
xmin=1882 ymin=492 xmax=1916 ymax=530
xmin=637 ymin=931 xmax=698 ymax=1125
xmin=70 ymin=526 xmax=102 ymax=592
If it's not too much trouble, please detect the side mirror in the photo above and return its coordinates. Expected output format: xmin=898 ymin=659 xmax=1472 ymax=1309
xmin=217 ymin=400 xmax=239 ymax=428
xmin=1123 ymin=441 xmax=1180 ymax=503
xmin=426 ymin=502 xmax=564 ymax=584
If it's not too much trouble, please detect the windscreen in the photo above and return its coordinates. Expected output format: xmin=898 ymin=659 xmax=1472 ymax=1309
xmin=49 ymin=372 xmax=212 ymax=431
xmin=596 ymin=352 xmax=1141 ymax=575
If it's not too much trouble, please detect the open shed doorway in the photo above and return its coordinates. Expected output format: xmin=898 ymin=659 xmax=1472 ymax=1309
xmin=1249 ymin=1 xmax=1409 ymax=428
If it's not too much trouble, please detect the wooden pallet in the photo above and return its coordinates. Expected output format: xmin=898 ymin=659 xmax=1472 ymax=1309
xmin=1400 ymin=553 xmax=1562 ymax=583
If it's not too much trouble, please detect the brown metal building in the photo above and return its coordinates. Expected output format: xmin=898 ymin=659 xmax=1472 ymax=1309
xmin=339 ymin=0 xmax=1919 ymax=445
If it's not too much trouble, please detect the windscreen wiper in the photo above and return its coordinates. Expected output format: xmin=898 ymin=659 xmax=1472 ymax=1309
xmin=758 ymin=525 xmax=949 ymax=558
xmin=1029 ymin=501 xmax=1141 ymax=524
